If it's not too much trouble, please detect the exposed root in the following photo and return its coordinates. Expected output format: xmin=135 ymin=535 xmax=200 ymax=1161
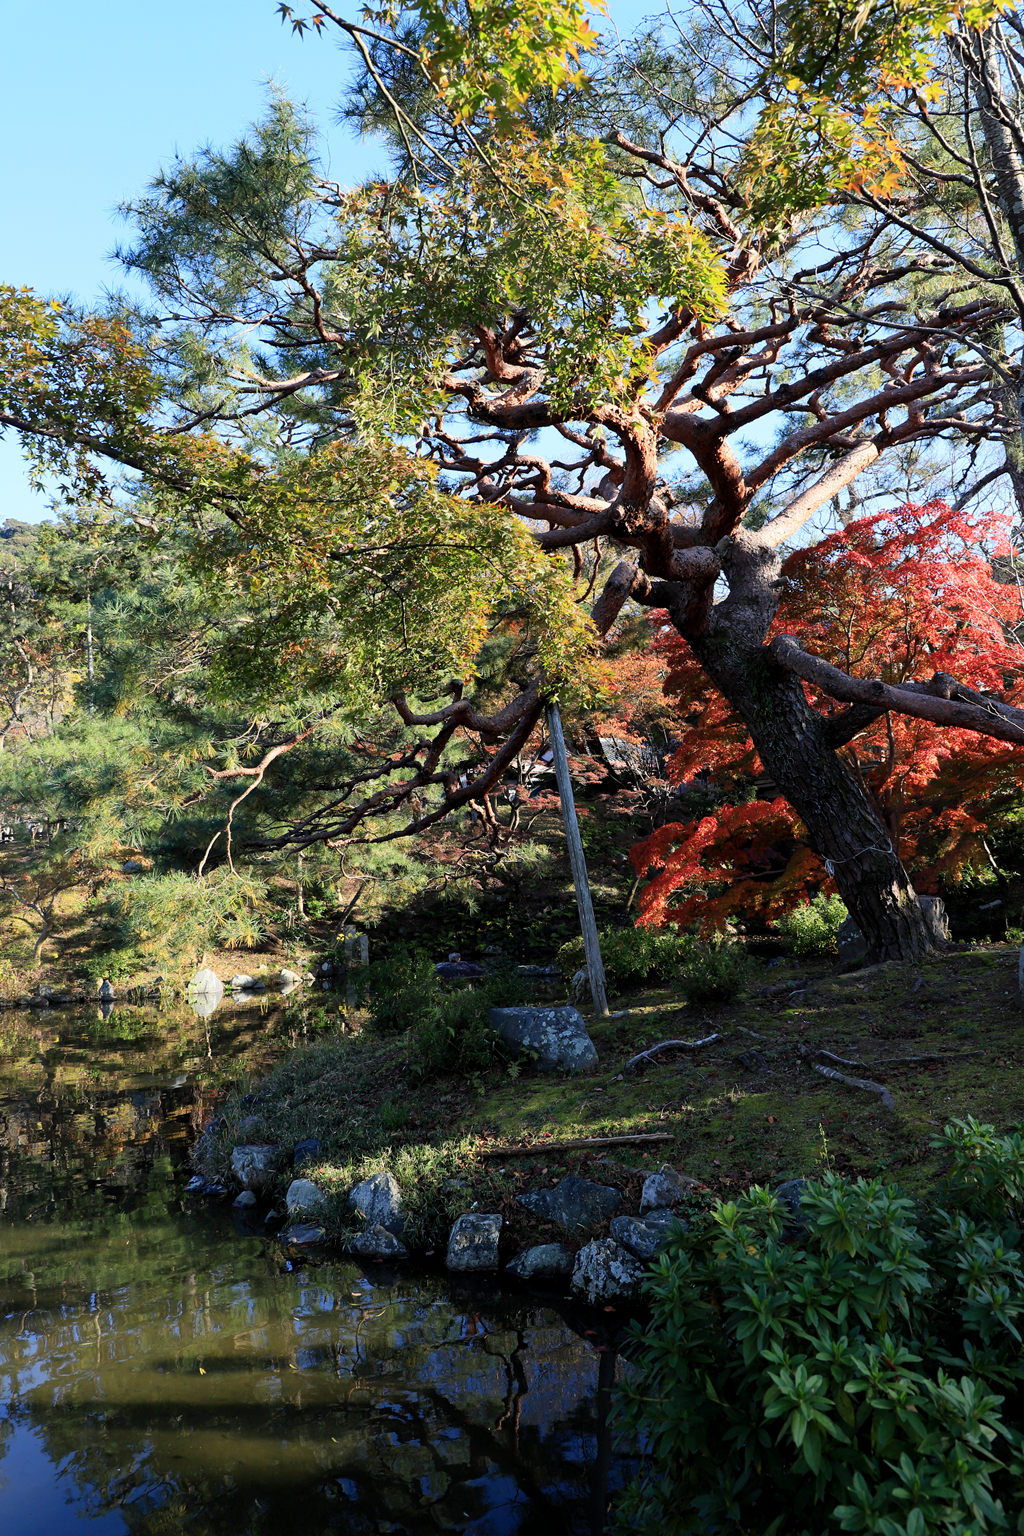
xmin=812 ymin=1061 xmax=895 ymax=1111
xmin=625 ymin=1034 xmax=724 ymax=1073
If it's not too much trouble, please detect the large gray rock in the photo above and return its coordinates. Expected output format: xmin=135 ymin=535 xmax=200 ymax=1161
xmin=293 ymin=1138 xmax=322 ymax=1169
xmin=189 ymin=967 xmax=224 ymax=1019
xmin=641 ymin=1166 xmax=698 ymax=1212
xmin=280 ymin=968 xmax=303 ymax=987
xmin=571 ymin=1238 xmax=646 ymax=1305
xmin=836 ymin=915 xmax=868 ymax=968
xmin=774 ymin=1178 xmax=813 ymax=1233
xmin=189 ymin=966 xmax=224 ymax=999
xmin=447 ymin=1213 xmax=502 ymax=1272
xmin=349 ymin=1170 xmax=404 ymax=1237
xmin=280 ymin=1222 xmax=326 ymax=1249
xmin=349 ymin=1223 xmax=408 ymax=1261
xmin=506 ymin=1242 xmax=576 ymax=1281
xmin=286 ymin=1177 xmax=329 ymax=1218
xmin=488 ymin=1005 xmax=598 ymax=1073
xmin=98 ymin=979 xmax=115 ymax=1002
xmin=231 ymin=973 xmax=256 ymax=990
xmin=610 ymin=1209 xmax=683 ymax=1260
xmin=519 ymin=1175 xmax=621 ymax=1237
xmin=230 ymin=1144 xmax=285 ymax=1194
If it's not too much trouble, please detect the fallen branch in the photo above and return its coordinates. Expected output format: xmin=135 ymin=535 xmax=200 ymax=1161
xmin=477 ymin=1132 xmax=674 ymax=1158
xmin=625 ymin=1034 xmax=723 ymax=1073
xmin=812 ymin=1062 xmax=895 ymax=1111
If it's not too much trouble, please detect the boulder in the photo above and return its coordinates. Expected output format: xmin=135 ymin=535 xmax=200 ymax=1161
xmin=571 ymin=1238 xmax=646 ymax=1305
xmin=519 ymin=1175 xmax=621 ymax=1237
xmin=286 ymin=1178 xmax=329 ymax=1218
xmin=349 ymin=1224 xmax=409 ymax=1261
xmin=184 ymin=1175 xmax=205 ymax=1195
xmin=280 ymin=1222 xmax=326 ymax=1249
xmin=189 ymin=967 xmax=224 ymax=1019
xmin=640 ymin=1166 xmax=698 ymax=1212
xmin=919 ymin=895 xmax=950 ymax=944
xmin=280 ymin=968 xmax=303 ymax=986
xmin=774 ymin=1178 xmax=812 ymax=1233
xmin=189 ymin=967 xmax=224 ymax=999
xmin=349 ymin=1169 xmax=404 ymax=1237
xmin=232 ymin=1190 xmax=257 ymax=1210
xmin=488 ymin=1005 xmax=598 ymax=1073
xmin=610 ymin=1209 xmax=683 ymax=1260
xmin=836 ymin=916 xmax=867 ymax=967
xmin=506 ymin=1242 xmax=576 ymax=1281
xmin=436 ymin=959 xmax=487 ymax=979
xmin=230 ymin=973 xmax=256 ymax=991
xmin=447 ymin=1213 xmax=502 ymax=1272
xmin=230 ymin=1143 xmax=285 ymax=1194
xmin=293 ymin=1137 xmax=323 ymax=1169
xmin=98 ymin=979 xmax=115 ymax=1002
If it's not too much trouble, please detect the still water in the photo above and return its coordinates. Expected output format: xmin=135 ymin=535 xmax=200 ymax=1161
xmin=0 ymin=998 xmax=632 ymax=1534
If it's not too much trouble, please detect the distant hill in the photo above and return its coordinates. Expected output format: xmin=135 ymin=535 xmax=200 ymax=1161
xmin=0 ymin=520 xmax=38 ymax=567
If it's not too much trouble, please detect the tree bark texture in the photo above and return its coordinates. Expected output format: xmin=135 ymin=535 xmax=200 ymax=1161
xmin=690 ymin=630 xmax=936 ymax=962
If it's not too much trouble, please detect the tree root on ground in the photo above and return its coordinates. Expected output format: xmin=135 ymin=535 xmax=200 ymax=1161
xmin=811 ymin=1061 xmax=895 ymax=1111
xmin=625 ymin=1034 xmax=724 ymax=1073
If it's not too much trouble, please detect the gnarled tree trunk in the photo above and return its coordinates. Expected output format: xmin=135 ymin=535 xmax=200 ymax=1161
xmin=690 ymin=631 xmax=936 ymax=963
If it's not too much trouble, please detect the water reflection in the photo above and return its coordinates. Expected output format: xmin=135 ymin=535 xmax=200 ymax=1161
xmin=0 ymin=1002 xmax=633 ymax=1533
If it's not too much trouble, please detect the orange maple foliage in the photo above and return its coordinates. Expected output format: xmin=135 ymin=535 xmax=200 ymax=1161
xmin=632 ymin=501 xmax=1024 ymax=932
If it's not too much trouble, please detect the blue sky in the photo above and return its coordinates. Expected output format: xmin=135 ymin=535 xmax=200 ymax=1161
xmin=1 ymin=1 xmax=652 ymax=525
xmin=0 ymin=0 xmax=386 ymax=523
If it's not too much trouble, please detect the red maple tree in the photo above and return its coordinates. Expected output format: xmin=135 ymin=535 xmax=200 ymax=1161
xmin=632 ymin=501 xmax=1024 ymax=931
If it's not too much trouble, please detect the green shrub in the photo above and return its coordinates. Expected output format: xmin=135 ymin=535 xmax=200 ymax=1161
xmin=772 ymin=893 xmax=849 ymax=957
xmin=104 ymin=867 xmax=268 ymax=971
xmin=678 ymin=939 xmax=749 ymax=1004
xmin=557 ymin=925 xmax=693 ymax=993
xmin=363 ymin=948 xmax=438 ymax=1036
xmin=365 ymin=953 xmax=530 ymax=1077
xmin=409 ymin=985 xmax=504 ymax=1077
xmin=615 ymin=1116 xmax=1024 ymax=1535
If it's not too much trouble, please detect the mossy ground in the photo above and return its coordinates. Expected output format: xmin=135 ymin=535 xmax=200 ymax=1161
xmin=196 ymin=942 xmax=1024 ymax=1251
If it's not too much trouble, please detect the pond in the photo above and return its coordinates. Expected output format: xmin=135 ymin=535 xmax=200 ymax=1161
xmin=0 ymin=996 xmax=635 ymax=1534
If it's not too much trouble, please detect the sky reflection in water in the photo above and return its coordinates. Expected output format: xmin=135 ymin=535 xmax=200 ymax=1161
xmin=0 ymin=1000 xmax=630 ymax=1533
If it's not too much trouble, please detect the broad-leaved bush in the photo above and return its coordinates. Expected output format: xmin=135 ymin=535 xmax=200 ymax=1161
xmin=615 ymin=1117 xmax=1024 ymax=1535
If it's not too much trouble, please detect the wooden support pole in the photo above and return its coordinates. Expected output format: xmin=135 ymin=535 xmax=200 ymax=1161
xmin=545 ymin=702 xmax=610 ymax=1016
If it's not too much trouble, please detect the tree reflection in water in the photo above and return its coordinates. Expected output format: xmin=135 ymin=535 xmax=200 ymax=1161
xmin=0 ymin=1003 xmax=636 ymax=1534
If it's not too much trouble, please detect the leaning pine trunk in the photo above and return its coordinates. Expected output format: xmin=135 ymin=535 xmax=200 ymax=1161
xmin=692 ymin=638 xmax=936 ymax=963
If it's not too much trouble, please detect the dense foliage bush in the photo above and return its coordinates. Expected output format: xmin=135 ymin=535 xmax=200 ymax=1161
xmin=363 ymin=949 xmax=438 ymax=1036
xmin=772 ymin=893 xmax=849 ymax=957
xmin=364 ymin=949 xmax=530 ymax=1076
xmin=678 ymin=938 xmax=750 ymax=1004
xmin=104 ymin=867 xmax=268 ymax=972
xmin=557 ymin=925 xmax=693 ymax=992
xmin=615 ymin=1118 xmax=1024 ymax=1535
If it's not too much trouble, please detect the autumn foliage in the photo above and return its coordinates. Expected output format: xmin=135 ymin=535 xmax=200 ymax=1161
xmin=632 ymin=501 xmax=1024 ymax=931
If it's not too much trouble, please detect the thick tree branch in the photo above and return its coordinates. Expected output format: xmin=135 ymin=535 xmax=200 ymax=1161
xmin=769 ymin=634 xmax=1024 ymax=746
